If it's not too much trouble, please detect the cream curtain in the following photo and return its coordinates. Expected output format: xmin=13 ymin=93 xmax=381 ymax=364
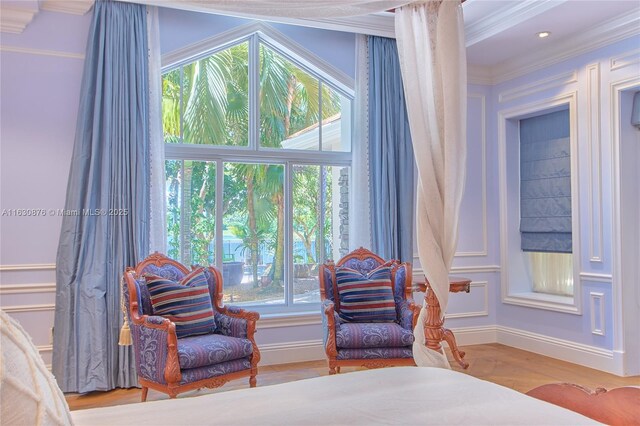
xmin=147 ymin=5 xmax=167 ymax=254
xmin=350 ymin=34 xmax=372 ymax=251
xmin=528 ymin=252 xmax=574 ymax=296
xmin=395 ymin=1 xmax=467 ymax=368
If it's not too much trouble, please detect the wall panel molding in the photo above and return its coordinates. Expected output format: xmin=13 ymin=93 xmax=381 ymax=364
xmin=0 ymin=45 xmax=84 ymax=60
xmin=446 ymin=281 xmax=489 ymax=319
xmin=0 ymin=263 xmax=56 ymax=272
xmin=0 ymin=283 xmax=56 ymax=295
xmin=1 ymin=304 xmax=55 ymax=314
xmin=498 ymin=70 xmax=577 ymax=103
xmin=610 ymin=48 xmax=640 ymax=72
xmin=589 ymin=292 xmax=605 ymax=336
xmin=579 ymin=272 xmax=612 ymax=283
xmin=586 ymin=63 xmax=604 ymax=263
xmin=413 ymin=265 xmax=501 ymax=278
xmin=456 ymin=93 xmax=488 ymax=258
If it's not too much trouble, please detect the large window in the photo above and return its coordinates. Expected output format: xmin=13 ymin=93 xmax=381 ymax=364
xmin=162 ymin=29 xmax=352 ymax=312
xmin=499 ymin=93 xmax=580 ymax=314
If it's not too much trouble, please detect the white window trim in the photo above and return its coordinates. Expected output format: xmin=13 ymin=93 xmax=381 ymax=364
xmin=498 ymin=91 xmax=582 ymax=315
xmin=161 ymin=22 xmax=354 ymax=316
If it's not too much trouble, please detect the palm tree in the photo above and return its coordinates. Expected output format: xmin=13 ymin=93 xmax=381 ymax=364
xmin=162 ymin=38 xmax=343 ymax=295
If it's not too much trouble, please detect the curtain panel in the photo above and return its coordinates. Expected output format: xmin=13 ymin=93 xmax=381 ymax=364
xmin=519 ymin=109 xmax=572 ymax=253
xmin=395 ymin=1 xmax=467 ymax=368
xmin=53 ymin=0 xmax=151 ymax=393
xmin=368 ymin=36 xmax=415 ymax=262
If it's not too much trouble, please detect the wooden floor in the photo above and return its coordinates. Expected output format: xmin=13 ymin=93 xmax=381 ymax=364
xmin=66 ymin=343 xmax=640 ymax=411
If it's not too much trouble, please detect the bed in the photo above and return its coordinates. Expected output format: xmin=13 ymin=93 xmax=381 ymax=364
xmin=2 ymin=310 xmax=636 ymax=426
xmin=70 ymin=367 xmax=601 ymax=425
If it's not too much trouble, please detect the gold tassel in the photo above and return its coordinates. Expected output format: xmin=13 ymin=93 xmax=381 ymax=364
xmin=118 ymin=319 xmax=132 ymax=346
xmin=118 ymin=278 xmax=133 ymax=346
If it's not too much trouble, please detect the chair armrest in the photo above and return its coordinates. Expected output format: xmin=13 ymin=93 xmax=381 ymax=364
xmin=214 ymin=306 xmax=260 ymax=366
xmin=321 ymin=300 xmax=338 ymax=357
xmin=397 ymin=299 xmax=420 ymax=330
xmin=214 ymin=306 xmax=259 ymax=339
xmin=130 ymin=315 xmax=181 ymax=385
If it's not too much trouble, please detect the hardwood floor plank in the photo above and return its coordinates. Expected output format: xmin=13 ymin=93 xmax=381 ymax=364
xmin=65 ymin=343 xmax=640 ymax=411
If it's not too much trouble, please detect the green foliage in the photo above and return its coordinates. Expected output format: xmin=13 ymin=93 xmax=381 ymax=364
xmin=162 ymin=38 xmax=344 ymax=295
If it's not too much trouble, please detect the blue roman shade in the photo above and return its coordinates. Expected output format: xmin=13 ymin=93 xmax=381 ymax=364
xmin=520 ymin=109 xmax=572 ymax=253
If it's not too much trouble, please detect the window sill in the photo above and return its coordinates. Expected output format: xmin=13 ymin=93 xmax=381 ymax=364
xmin=503 ymin=291 xmax=580 ymax=315
xmin=256 ymin=311 xmax=322 ymax=329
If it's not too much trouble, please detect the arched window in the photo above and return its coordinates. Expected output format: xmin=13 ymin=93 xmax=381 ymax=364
xmin=161 ymin=23 xmax=353 ymax=313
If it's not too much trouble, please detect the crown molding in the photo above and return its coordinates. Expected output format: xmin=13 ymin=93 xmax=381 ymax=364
xmin=467 ymin=65 xmax=493 ymax=86
xmin=465 ymin=0 xmax=566 ymax=47
xmin=0 ymin=2 xmax=38 ymax=34
xmin=40 ymin=0 xmax=94 ymax=15
xmin=490 ymin=10 xmax=640 ymax=85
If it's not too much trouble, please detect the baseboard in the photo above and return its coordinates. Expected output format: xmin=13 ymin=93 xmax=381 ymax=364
xmin=255 ymin=325 xmax=622 ymax=375
xmin=258 ymin=339 xmax=325 ymax=366
xmin=449 ymin=325 xmax=497 ymax=346
xmin=495 ymin=325 xmax=618 ymax=374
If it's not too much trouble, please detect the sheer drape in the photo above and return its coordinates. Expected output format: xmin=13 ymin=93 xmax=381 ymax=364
xmin=350 ymin=34 xmax=372 ymax=251
xmin=147 ymin=5 xmax=167 ymax=253
xmin=395 ymin=1 xmax=467 ymax=368
xmin=368 ymin=36 xmax=415 ymax=262
xmin=529 ymin=252 xmax=574 ymax=296
xmin=53 ymin=1 xmax=151 ymax=392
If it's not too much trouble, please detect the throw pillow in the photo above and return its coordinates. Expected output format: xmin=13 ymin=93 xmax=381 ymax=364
xmin=335 ymin=264 xmax=397 ymax=323
xmin=0 ymin=310 xmax=73 ymax=426
xmin=145 ymin=268 xmax=217 ymax=338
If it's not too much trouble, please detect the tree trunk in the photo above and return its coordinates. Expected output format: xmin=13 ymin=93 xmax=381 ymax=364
xmin=245 ymin=167 xmax=260 ymax=287
xmin=272 ymin=192 xmax=285 ymax=284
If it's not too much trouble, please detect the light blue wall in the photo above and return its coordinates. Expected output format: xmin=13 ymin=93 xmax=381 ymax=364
xmin=0 ymin=10 xmax=92 ymax=367
xmin=489 ymin=36 xmax=640 ymax=350
xmin=159 ymin=8 xmax=356 ymax=79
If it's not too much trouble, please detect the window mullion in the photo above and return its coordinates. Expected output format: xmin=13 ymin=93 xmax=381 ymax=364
xmin=249 ymin=34 xmax=260 ymax=151
xmin=318 ymin=166 xmax=326 ymax=265
xmin=318 ymin=81 xmax=323 ymax=151
xmin=285 ymin=162 xmax=294 ymax=306
xmin=215 ymin=160 xmax=224 ymax=271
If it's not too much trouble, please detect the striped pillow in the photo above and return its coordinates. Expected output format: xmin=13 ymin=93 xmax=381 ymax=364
xmin=145 ymin=268 xmax=216 ymax=338
xmin=335 ymin=264 xmax=397 ymax=323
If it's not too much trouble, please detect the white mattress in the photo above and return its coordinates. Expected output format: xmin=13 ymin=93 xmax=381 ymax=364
xmin=71 ymin=367 xmax=599 ymax=425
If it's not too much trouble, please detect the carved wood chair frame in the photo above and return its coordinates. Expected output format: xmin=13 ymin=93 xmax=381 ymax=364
xmin=123 ymin=252 xmax=260 ymax=401
xmin=319 ymin=247 xmax=420 ymax=374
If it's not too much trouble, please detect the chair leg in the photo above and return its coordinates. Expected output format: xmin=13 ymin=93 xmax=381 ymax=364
xmin=250 ymin=374 xmax=257 ymax=387
xmin=336 ymin=367 xmax=341 ymax=374
xmin=141 ymin=386 xmax=148 ymax=402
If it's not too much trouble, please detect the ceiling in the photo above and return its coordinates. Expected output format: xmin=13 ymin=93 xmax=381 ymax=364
xmin=463 ymin=0 xmax=640 ymax=67
xmin=1 ymin=0 xmax=638 ymax=83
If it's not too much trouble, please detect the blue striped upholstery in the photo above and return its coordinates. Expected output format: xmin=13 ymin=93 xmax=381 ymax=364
xmin=335 ymin=265 xmax=396 ymax=323
xmin=145 ymin=268 xmax=216 ymax=338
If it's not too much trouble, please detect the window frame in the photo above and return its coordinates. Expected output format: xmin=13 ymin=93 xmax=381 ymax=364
xmin=162 ymin=22 xmax=354 ymax=315
xmin=498 ymin=92 xmax=582 ymax=314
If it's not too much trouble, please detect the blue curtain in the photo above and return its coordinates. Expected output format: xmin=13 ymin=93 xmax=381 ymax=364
xmin=368 ymin=36 xmax=415 ymax=262
xmin=520 ymin=109 xmax=572 ymax=253
xmin=53 ymin=1 xmax=150 ymax=393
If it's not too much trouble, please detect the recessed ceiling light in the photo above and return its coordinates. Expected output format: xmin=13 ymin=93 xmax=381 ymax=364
xmin=537 ymin=31 xmax=551 ymax=38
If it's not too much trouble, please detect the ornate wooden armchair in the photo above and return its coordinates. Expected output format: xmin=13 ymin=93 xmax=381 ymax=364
xmin=319 ymin=247 xmax=420 ymax=374
xmin=122 ymin=253 xmax=260 ymax=401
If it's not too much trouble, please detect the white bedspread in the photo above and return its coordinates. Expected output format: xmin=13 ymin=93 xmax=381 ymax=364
xmin=71 ymin=367 xmax=599 ymax=425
